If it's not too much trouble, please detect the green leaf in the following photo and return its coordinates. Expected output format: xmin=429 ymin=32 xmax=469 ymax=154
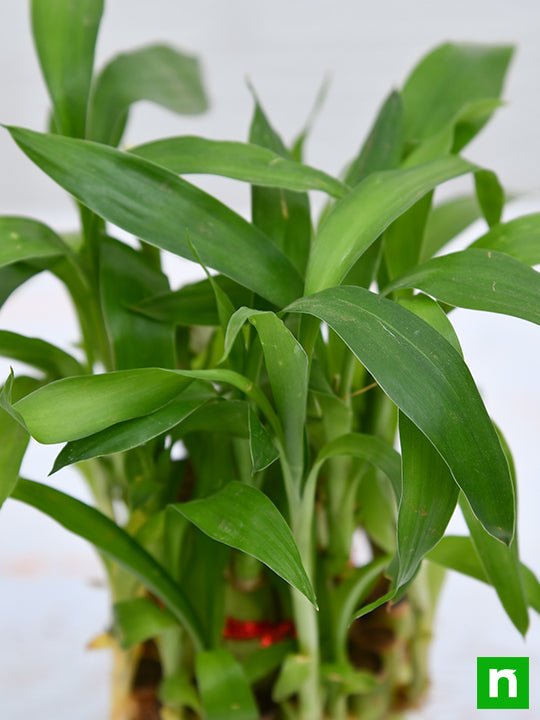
xmin=305 ymin=156 xmax=474 ymax=293
xmin=31 ymin=0 xmax=103 ymax=137
xmin=385 ymin=249 xmax=540 ymax=325
xmin=0 ymin=377 xmax=40 ymax=507
xmin=88 ymin=44 xmax=208 ymax=146
xmin=133 ymin=275 xmax=253 ymax=327
xmin=11 ymin=478 xmax=206 ymax=648
xmin=13 ymin=369 xmax=190 ymax=443
xmin=312 ymin=433 xmax=401 ymax=500
xmin=471 ymin=214 xmax=540 ymax=265
xmin=51 ymin=383 xmax=214 ymax=473
xmin=0 ymin=217 xmax=67 ymax=268
xmin=382 ymin=192 xmax=433 ymax=281
xmin=224 ymin=309 xmax=308 ymax=480
xmin=428 ymin=536 xmax=540 ymax=615
xmin=0 ymin=410 xmax=28 ymax=508
xmin=172 ymin=482 xmax=317 ymax=607
xmin=397 ymin=293 xmax=462 ymax=353
xmin=249 ymin=313 xmax=308 ymax=481
xmin=402 ymin=43 xmax=513 ymax=146
xmin=249 ymin=99 xmax=312 ymax=275
xmin=421 ymin=195 xmax=482 ymax=262
xmin=6 ymin=127 xmax=303 ymax=308
xmin=345 ymin=91 xmax=404 ymax=186
xmin=474 ymin=169 xmax=505 ymax=227
xmin=195 ymin=650 xmax=258 ymax=720
xmin=114 ymin=597 xmax=176 ymax=649
xmin=100 ymin=238 xmax=175 ymax=369
xmin=0 ymin=330 xmax=83 ymax=378
xmin=132 ymin=136 xmax=346 ymax=198
xmin=288 ymin=286 xmax=514 ymax=543
xmin=396 ymin=414 xmax=458 ymax=588
xmin=11 ymin=367 xmax=276 ymax=444
xmin=248 ymin=407 xmax=279 ymax=474
xmin=392 ymin=294 xmax=463 ymax=589
xmin=461 ymin=497 xmax=529 ymax=635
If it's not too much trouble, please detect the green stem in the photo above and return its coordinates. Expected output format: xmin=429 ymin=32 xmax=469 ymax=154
xmin=289 ymin=470 xmax=322 ymax=719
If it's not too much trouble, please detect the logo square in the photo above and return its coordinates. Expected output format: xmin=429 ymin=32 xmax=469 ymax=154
xmin=477 ymin=657 xmax=529 ymax=710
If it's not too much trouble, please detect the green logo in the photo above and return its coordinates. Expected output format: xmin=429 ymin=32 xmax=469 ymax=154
xmin=477 ymin=657 xmax=529 ymax=709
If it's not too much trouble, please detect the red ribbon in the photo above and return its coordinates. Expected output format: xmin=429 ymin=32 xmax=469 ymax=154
xmin=223 ymin=617 xmax=296 ymax=647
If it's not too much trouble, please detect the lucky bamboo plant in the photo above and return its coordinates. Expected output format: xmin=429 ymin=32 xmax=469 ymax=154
xmin=2 ymin=3 xmax=540 ymax=719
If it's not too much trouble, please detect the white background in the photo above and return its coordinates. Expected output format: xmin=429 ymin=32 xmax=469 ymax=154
xmin=1 ymin=2 xmax=539 ymax=718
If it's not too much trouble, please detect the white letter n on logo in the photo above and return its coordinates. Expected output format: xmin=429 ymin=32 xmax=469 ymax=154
xmin=489 ymin=668 xmax=518 ymax=698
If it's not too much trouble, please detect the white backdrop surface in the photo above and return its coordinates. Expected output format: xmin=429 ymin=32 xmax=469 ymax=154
xmin=1 ymin=2 xmax=539 ymax=718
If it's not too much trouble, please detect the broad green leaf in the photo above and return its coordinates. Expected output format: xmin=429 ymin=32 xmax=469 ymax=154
xmin=305 ymin=156 xmax=474 ymax=293
xmin=474 ymin=169 xmax=505 ymax=227
xmin=114 ymin=597 xmax=176 ymax=649
xmin=249 ymin=100 xmax=312 ymax=275
xmin=6 ymin=127 xmax=303 ymax=308
xmin=0 ymin=410 xmax=28 ymax=508
xmin=89 ymin=45 xmax=208 ymax=146
xmin=14 ymin=369 xmax=190 ymax=442
xmin=421 ymin=195 xmax=482 ymax=262
xmin=461 ymin=498 xmax=529 ymax=634
xmin=311 ymin=433 xmax=401 ymax=500
xmin=288 ymin=286 xmax=514 ymax=543
xmin=195 ymin=650 xmax=258 ymax=720
xmin=345 ymin=91 xmax=404 ymax=186
xmin=471 ymin=214 xmax=540 ymax=265
xmin=100 ymin=238 xmax=175 ymax=369
xmin=0 ymin=377 xmax=40 ymax=507
xmin=393 ymin=295 xmax=463 ymax=589
xmin=402 ymin=98 xmax=502 ymax=166
xmin=11 ymin=479 xmax=205 ymax=648
xmin=31 ymin=0 xmax=103 ymax=137
xmin=12 ymin=367 xmax=276 ymax=444
xmin=51 ymin=383 xmax=214 ymax=473
xmin=249 ymin=313 xmax=308 ymax=481
xmin=428 ymin=536 xmax=540 ymax=615
xmin=172 ymin=482 xmax=317 ymax=606
xmin=133 ymin=275 xmax=253 ymax=327
xmin=396 ymin=414 xmax=458 ymax=588
xmin=0 ymin=218 xmax=67 ymax=268
xmin=385 ymin=249 xmax=540 ymax=325
xmin=248 ymin=407 xmax=279 ymax=474
xmin=0 ymin=330 xmax=83 ymax=378
xmin=224 ymin=309 xmax=308 ymax=480
xmin=397 ymin=293 xmax=462 ymax=353
xmin=402 ymin=43 xmax=513 ymax=146
xmin=132 ymin=136 xmax=346 ymax=198
xmin=382 ymin=192 xmax=433 ymax=281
